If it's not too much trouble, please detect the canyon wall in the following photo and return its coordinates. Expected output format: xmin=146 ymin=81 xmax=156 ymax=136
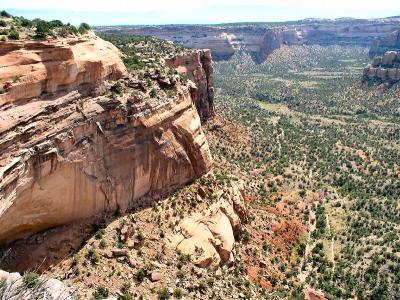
xmin=96 ymin=18 xmax=400 ymax=63
xmin=0 ymin=36 xmax=213 ymax=244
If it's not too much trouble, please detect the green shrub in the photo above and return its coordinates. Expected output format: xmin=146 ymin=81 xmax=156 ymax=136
xmin=110 ymin=82 xmax=123 ymax=95
xmin=158 ymin=288 xmax=170 ymax=300
xmin=79 ymin=22 xmax=91 ymax=34
xmin=93 ymin=286 xmax=109 ymax=300
xmin=35 ymin=20 xmax=51 ymax=38
xmin=150 ymin=88 xmax=157 ymax=98
xmin=118 ymin=293 xmax=133 ymax=300
xmin=48 ymin=19 xmax=63 ymax=28
xmin=0 ymin=20 xmax=6 ymax=27
xmin=0 ymin=10 xmax=11 ymax=18
xmin=99 ymin=239 xmax=107 ymax=249
xmin=0 ymin=87 xmax=5 ymax=94
xmin=20 ymin=18 xmax=33 ymax=27
xmin=63 ymin=23 xmax=78 ymax=35
xmin=241 ymin=230 xmax=251 ymax=243
xmin=0 ymin=278 xmax=6 ymax=290
xmin=136 ymin=268 xmax=146 ymax=282
xmin=173 ymin=288 xmax=183 ymax=298
xmin=299 ymin=190 xmax=307 ymax=198
xmin=8 ymin=30 xmax=19 ymax=40
xmin=22 ymin=272 xmax=40 ymax=289
xmin=179 ymin=74 xmax=188 ymax=83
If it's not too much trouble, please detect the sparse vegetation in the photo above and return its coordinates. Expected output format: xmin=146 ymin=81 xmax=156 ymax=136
xmin=7 ymin=30 xmax=19 ymax=40
xmin=214 ymin=45 xmax=400 ymax=299
xmin=22 ymin=272 xmax=40 ymax=289
xmin=93 ymin=286 xmax=109 ymax=300
xmin=158 ymin=287 xmax=170 ymax=300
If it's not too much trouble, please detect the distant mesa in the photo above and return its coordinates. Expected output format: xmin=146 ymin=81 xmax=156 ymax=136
xmin=95 ymin=17 xmax=400 ymax=63
xmin=369 ymin=29 xmax=400 ymax=58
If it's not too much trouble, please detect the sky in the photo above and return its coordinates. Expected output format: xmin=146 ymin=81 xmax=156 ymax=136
xmin=2 ymin=0 xmax=400 ymax=25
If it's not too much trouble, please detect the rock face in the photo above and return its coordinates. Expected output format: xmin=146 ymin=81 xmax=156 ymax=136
xmin=369 ymin=29 xmax=400 ymax=58
xmin=165 ymin=49 xmax=215 ymax=120
xmin=0 ymin=37 xmax=213 ymax=244
xmin=95 ymin=17 xmax=400 ymax=63
xmin=0 ymin=269 xmax=73 ymax=299
xmin=0 ymin=34 xmax=127 ymax=107
xmin=255 ymin=28 xmax=303 ymax=63
xmin=168 ymin=184 xmax=248 ymax=269
xmin=363 ymin=50 xmax=400 ymax=85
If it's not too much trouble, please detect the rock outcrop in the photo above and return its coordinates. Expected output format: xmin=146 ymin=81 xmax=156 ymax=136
xmin=255 ymin=28 xmax=303 ymax=63
xmin=168 ymin=184 xmax=248 ymax=269
xmin=165 ymin=50 xmax=215 ymax=120
xmin=0 ymin=36 xmax=213 ymax=244
xmin=0 ymin=33 xmax=127 ymax=107
xmin=363 ymin=51 xmax=400 ymax=85
xmin=0 ymin=270 xmax=73 ymax=299
xmin=369 ymin=29 xmax=400 ymax=58
xmin=96 ymin=17 xmax=400 ymax=63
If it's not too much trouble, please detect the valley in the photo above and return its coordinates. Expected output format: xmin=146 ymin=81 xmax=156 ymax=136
xmin=213 ymin=45 xmax=400 ymax=299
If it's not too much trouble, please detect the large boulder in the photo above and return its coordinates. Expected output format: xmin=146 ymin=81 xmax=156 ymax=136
xmin=168 ymin=183 xmax=248 ymax=269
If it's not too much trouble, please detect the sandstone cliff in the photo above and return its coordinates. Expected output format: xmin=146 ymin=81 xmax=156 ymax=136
xmin=363 ymin=51 xmax=400 ymax=85
xmin=165 ymin=49 xmax=215 ymax=120
xmin=0 ymin=34 xmax=127 ymax=107
xmin=0 ymin=36 xmax=213 ymax=244
xmin=369 ymin=29 xmax=400 ymax=58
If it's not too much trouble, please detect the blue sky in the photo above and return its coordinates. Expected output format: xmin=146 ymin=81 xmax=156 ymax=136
xmin=2 ymin=0 xmax=399 ymax=25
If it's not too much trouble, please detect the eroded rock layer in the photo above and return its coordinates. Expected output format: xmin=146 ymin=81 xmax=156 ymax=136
xmin=363 ymin=51 xmax=400 ymax=85
xmin=0 ymin=36 xmax=213 ymax=245
xmin=0 ymin=34 xmax=127 ymax=107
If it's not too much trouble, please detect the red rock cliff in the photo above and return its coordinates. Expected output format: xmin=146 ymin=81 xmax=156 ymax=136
xmin=0 ymin=36 xmax=213 ymax=244
xmin=0 ymin=34 xmax=127 ymax=107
